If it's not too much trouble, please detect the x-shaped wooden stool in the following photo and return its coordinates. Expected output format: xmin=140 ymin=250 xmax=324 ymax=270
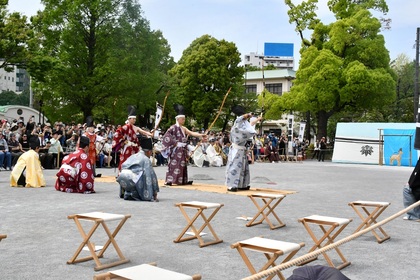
xmin=246 ymin=193 xmax=286 ymax=230
xmin=67 ymin=212 xmax=131 ymax=271
xmin=298 ymin=215 xmax=352 ymax=270
xmin=174 ymin=201 xmax=224 ymax=247
xmin=93 ymin=263 xmax=202 ymax=280
xmin=348 ymin=200 xmax=390 ymax=243
xmin=231 ymin=237 xmax=305 ymax=280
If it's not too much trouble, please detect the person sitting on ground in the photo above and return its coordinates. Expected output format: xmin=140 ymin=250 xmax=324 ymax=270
xmin=54 ymin=136 xmax=95 ymax=194
xmin=206 ymin=138 xmax=223 ymax=167
xmin=265 ymin=140 xmax=280 ymax=163
xmin=403 ymin=158 xmax=420 ymax=220
xmin=0 ymin=133 xmax=12 ymax=171
xmin=8 ymin=133 xmax=24 ymax=168
xmin=10 ymin=135 xmax=46 ymax=188
xmin=48 ymin=129 xmax=64 ymax=167
xmin=116 ymin=138 xmax=159 ymax=201
xmin=39 ymin=141 xmax=54 ymax=169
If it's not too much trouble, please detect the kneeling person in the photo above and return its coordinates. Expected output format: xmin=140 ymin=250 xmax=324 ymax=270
xmin=55 ymin=136 xmax=95 ymax=193
xmin=10 ymin=135 xmax=46 ymax=188
xmin=117 ymin=138 xmax=159 ymax=201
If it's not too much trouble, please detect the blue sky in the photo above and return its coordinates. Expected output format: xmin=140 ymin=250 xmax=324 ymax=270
xmin=7 ymin=0 xmax=420 ymax=69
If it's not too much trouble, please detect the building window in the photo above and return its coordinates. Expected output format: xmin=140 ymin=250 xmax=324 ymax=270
xmin=245 ymin=84 xmax=257 ymax=94
xmin=266 ymin=83 xmax=283 ymax=95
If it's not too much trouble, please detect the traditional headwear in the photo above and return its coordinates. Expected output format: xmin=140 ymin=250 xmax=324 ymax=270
xmin=79 ymin=136 xmax=90 ymax=148
xmin=29 ymin=135 xmax=40 ymax=150
xmin=139 ymin=138 xmax=153 ymax=151
xmin=127 ymin=105 xmax=137 ymax=119
xmin=231 ymin=105 xmax=246 ymax=116
xmin=86 ymin=116 xmax=95 ymax=127
xmin=174 ymin=104 xmax=185 ymax=119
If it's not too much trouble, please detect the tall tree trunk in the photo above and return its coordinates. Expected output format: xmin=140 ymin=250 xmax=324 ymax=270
xmin=305 ymin=111 xmax=311 ymax=143
xmin=316 ymin=110 xmax=329 ymax=141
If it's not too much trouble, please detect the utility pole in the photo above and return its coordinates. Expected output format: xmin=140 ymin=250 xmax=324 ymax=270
xmin=414 ymin=28 xmax=420 ymax=149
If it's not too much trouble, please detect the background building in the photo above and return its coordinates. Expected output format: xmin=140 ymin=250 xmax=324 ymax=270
xmin=0 ymin=105 xmax=48 ymax=124
xmin=0 ymin=61 xmax=30 ymax=93
xmin=243 ymin=43 xmax=295 ymax=70
xmin=244 ymin=68 xmax=296 ymax=134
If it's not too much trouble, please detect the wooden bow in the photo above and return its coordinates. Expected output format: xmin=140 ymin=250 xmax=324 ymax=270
xmin=205 ymin=87 xmax=231 ymax=134
xmin=259 ymin=59 xmax=266 ymax=136
xmin=187 ymin=87 xmax=231 ymax=161
xmin=152 ymin=90 xmax=170 ymax=136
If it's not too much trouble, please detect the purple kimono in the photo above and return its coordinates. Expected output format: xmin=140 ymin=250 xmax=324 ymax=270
xmin=161 ymin=124 xmax=189 ymax=185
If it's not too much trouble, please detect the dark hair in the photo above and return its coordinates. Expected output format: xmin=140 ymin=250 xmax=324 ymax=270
xmin=79 ymin=136 xmax=90 ymax=148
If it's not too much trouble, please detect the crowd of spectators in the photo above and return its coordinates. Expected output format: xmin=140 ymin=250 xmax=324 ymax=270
xmin=1 ymin=116 xmax=320 ymax=171
xmin=0 ymin=117 xmax=118 ymax=171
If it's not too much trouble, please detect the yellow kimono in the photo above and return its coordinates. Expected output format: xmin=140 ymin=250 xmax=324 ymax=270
xmin=10 ymin=149 xmax=46 ymax=188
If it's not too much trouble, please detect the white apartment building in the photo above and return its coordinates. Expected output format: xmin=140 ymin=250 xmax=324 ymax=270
xmin=244 ymin=52 xmax=295 ymax=70
xmin=0 ymin=61 xmax=30 ymax=93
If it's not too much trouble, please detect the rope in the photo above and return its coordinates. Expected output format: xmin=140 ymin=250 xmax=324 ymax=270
xmin=242 ymin=199 xmax=420 ymax=280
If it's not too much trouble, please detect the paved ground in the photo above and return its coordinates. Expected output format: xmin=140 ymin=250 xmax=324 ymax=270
xmin=0 ymin=160 xmax=417 ymax=280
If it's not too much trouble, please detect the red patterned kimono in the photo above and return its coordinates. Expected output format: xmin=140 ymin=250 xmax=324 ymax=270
xmin=55 ymin=148 xmax=95 ymax=193
xmin=84 ymin=132 xmax=97 ymax=165
xmin=112 ymin=123 xmax=139 ymax=170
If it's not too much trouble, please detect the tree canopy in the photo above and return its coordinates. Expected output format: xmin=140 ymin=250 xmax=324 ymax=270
xmin=29 ymin=0 xmax=173 ymax=125
xmin=276 ymin=0 xmax=396 ymax=140
xmin=0 ymin=1 xmax=32 ymax=71
xmin=169 ymin=35 xmax=245 ymax=130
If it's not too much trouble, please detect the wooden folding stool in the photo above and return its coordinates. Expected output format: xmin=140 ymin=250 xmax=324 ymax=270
xmin=298 ymin=215 xmax=352 ymax=270
xmin=348 ymin=200 xmax=391 ymax=243
xmin=67 ymin=212 xmax=131 ymax=271
xmin=231 ymin=237 xmax=305 ymax=280
xmin=93 ymin=263 xmax=202 ymax=280
xmin=174 ymin=201 xmax=224 ymax=247
xmin=246 ymin=193 xmax=286 ymax=230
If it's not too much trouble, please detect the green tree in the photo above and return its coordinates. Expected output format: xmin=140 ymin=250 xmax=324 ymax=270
xmin=0 ymin=1 xmax=32 ymax=71
xmin=390 ymin=54 xmax=416 ymax=122
xmin=281 ymin=0 xmax=396 ymax=139
xmin=31 ymin=0 xmax=173 ymax=125
xmin=169 ymin=35 xmax=245 ymax=130
xmin=0 ymin=90 xmax=30 ymax=106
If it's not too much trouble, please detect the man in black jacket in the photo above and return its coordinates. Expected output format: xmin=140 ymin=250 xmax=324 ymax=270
xmin=403 ymin=159 xmax=420 ymax=220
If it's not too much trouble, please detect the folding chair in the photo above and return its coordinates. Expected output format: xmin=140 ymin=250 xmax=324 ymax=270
xmin=298 ymin=215 xmax=352 ymax=270
xmin=174 ymin=201 xmax=224 ymax=247
xmin=67 ymin=212 xmax=131 ymax=271
xmin=348 ymin=200 xmax=391 ymax=243
xmin=246 ymin=193 xmax=286 ymax=230
xmin=93 ymin=263 xmax=202 ymax=280
xmin=231 ymin=237 xmax=305 ymax=280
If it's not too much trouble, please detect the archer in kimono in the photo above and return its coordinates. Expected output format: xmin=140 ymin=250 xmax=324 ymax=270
xmin=112 ymin=106 xmax=153 ymax=171
xmin=160 ymin=104 xmax=205 ymax=185
xmin=225 ymin=105 xmax=261 ymax=192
